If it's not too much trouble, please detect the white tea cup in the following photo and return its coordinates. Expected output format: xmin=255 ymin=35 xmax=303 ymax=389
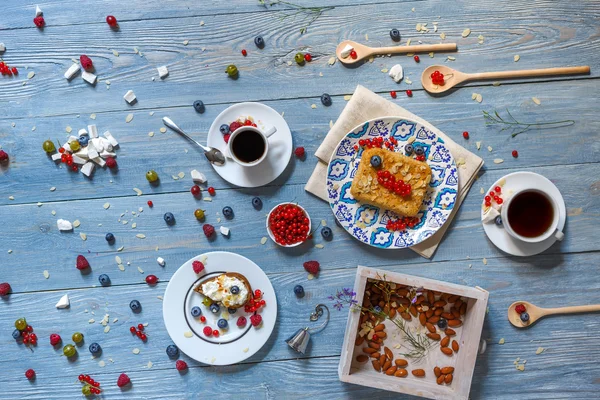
xmin=225 ymin=125 xmax=277 ymax=167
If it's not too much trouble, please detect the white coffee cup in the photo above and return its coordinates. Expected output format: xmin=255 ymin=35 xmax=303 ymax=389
xmin=225 ymin=125 xmax=277 ymax=167
xmin=500 ymin=188 xmax=564 ymax=243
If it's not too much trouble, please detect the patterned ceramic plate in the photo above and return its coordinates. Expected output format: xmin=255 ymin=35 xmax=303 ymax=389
xmin=326 ymin=117 xmax=458 ymax=249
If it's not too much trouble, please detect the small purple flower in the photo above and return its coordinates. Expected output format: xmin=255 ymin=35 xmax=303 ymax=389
xmin=333 ymin=301 xmax=343 ymax=311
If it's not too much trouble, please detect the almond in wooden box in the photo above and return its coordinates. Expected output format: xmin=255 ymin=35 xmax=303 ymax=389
xmin=338 ymin=266 xmax=488 ymax=400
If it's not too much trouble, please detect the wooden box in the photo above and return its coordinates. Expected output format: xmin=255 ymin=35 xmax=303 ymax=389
xmin=338 ymin=266 xmax=488 ymax=400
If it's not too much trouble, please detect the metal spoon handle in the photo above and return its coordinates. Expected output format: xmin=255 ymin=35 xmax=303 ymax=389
xmin=162 ymin=117 xmax=210 ymax=152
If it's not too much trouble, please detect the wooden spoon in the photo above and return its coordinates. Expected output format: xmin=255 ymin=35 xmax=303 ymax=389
xmin=422 ymin=64 xmax=590 ymax=94
xmin=508 ymin=300 xmax=600 ymax=328
xmin=335 ymin=40 xmax=457 ymax=65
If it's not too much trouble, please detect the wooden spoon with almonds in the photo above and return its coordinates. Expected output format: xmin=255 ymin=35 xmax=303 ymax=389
xmin=508 ymin=300 xmax=600 ymax=328
xmin=335 ymin=40 xmax=457 ymax=65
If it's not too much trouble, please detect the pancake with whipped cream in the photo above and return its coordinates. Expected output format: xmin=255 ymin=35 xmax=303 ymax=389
xmin=195 ymin=272 xmax=251 ymax=309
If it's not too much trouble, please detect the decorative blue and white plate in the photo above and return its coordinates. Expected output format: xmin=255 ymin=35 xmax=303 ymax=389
xmin=326 ymin=117 xmax=458 ymax=249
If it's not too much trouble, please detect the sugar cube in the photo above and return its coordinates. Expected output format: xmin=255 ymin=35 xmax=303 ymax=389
xmin=123 ymin=90 xmax=137 ymax=104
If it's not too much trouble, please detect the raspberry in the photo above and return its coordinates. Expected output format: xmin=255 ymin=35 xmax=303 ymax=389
xmin=202 ymin=224 xmax=215 ymax=237
xmin=49 ymin=333 xmax=61 ymax=346
xmin=294 ymin=147 xmax=305 ymax=158
xmin=203 ymin=326 xmax=212 ymax=336
xmin=229 ymin=121 xmax=242 ymax=132
xmin=105 ymin=157 xmax=117 ymax=169
xmin=0 ymin=150 xmax=9 ymax=164
xmin=176 ymin=360 xmax=188 ymax=371
xmin=117 ymin=373 xmax=130 ymax=388
xmin=515 ymin=304 xmax=526 ymax=314
xmin=192 ymin=261 xmax=204 ymax=274
xmin=76 ymin=255 xmax=90 ymax=270
xmin=80 ymin=55 xmax=94 ymax=71
xmin=25 ymin=369 xmax=35 ymax=380
xmin=250 ymin=314 xmax=262 ymax=327
xmin=303 ymin=261 xmax=320 ymax=275
xmin=0 ymin=282 xmax=11 ymax=296
xmin=236 ymin=316 xmax=247 ymax=327
xmin=33 ymin=16 xmax=45 ymax=28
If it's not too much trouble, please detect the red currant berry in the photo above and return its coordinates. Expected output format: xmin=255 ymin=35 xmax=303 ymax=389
xmin=200 ymin=316 xmax=206 ymax=323
xmin=212 ymin=329 xmax=219 ymax=337
xmin=145 ymin=274 xmax=158 ymax=285
xmin=350 ymin=50 xmax=357 ymax=59
xmin=140 ymin=333 xmax=147 ymax=341
xmin=462 ymin=131 xmax=469 ymax=139
xmin=190 ymin=185 xmax=201 ymax=196
xmin=241 ymin=49 xmax=247 ymax=56
xmin=130 ymin=326 xmax=136 ymax=333
xmin=207 ymin=187 xmax=216 ymax=196
xmin=496 ymin=198 xmax=503 ymax=205
xmin=414 ymin=55 xmax=420 ymax=62
xmin=25 ymin=325 xmax=33 ymax=333
xmin=406 ymin=90 xmax=413 ymax=97
xmin=58 ymin=147 xmax=65 ymax=153
xmin=79 ymin=375 xmax=84 ymax=381
xmin=136 ymin=331 xmax=142 ymax=338
xmin=390 ymin=91 xmax=397 ymax=99
xmin=304 ymin=53 xmax=312 ymax=62
xmin=254 ymin=289 xmax=262 ymax=298
xmin=485 ymin=201 xmax=491 ymax=207
xmin=489 ymin=191 xmax=495 ymax=197
xmin=372 ymin=334 xmax=379 ymax=341
xmin=512 ymin=150 xmax=519 ymax=158
xmin=106 ymin=15 xmax=118 ymax=27
xmin=147 ymin=200 xmax=153 ymax=207
xmin=484 ymin=196 xmax=491 ymax=202
xmin=137 ymin=324 xmax=144 ymax=331
xmin=494 ymin=186 xmax=501 ymax=193
xmin=11 ymin=67 xmax=17 ymax=75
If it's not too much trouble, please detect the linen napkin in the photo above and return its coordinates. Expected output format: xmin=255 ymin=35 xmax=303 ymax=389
xmin=305 ymin=85 xmax=483 ymax=259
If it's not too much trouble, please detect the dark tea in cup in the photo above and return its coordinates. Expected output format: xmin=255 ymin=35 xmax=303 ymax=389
xmin=230 ymin=128 xmax=266 ymax=164
xmin=506 ymin=190 xmax=554 ymax=238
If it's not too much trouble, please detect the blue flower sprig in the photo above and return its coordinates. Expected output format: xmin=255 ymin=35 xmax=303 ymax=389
xmin=328 ymin=288 xmax=357 ymax=311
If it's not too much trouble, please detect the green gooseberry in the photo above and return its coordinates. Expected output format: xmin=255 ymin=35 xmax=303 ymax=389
xmin=72 ymin=332 xmax=84 ymax=343
xmin=294 ymin=52 xmax=305 ymax=65
xmin=69 ymin=141 xmax=81 ymax=152
xmin=146 ymin=170 xmax=159 ymax=183
xmin=42 ymin=140 xmax=56 ymax=153
xmin=225 ymin=64 xmax=238 ymax=77
xmin=15 ymin=318 xmax=27 ymax=331
xmin=201 ymin=297 xmax=213 ymax=307
xmin=82 ymin=385 xmax=92 ymax=395
xmin=63 ymin=344 xmax=77 ymax=357
xmin=194 ymin=209 xmax=205 ymax=220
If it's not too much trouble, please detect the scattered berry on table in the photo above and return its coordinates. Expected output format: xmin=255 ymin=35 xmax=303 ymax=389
xmin=303 ymin=261 xmax=320 ymax=275
xmin=98 ymin=274 xmax=111 ymax=287
xmin=80 ymin=55 xmax=93 ymax=71
xmin=49 ymin=333 xmax=61 ymax=346
xmin=12 ymin=329 xmax=21 ymax=339
xmin=106 ymin=15 xmax=118 ymax=27
xmin=406 ymin=90 xmax=413 ymax=97
xmin=191 ymin=185 xmax=201 ymax=196
xmin=515 ymin=304 xmax=526 ymax=314
xmin=494 ymin=215 xmax=503 ymax=226
xmin=320 ymin=93 xmax=332 ymax=106
xmin=226 ymin=64 xmax=238 ymax=77
xmin=222 ymin=206 xmax=234 ymax=219
xmin=217 ymin=319 xmax=228 ymax=329
xmin=147 ymin=200 xmax=154 ymax=208
xmin=140 ymin=333 xmax=147 ymax=341
xmin=390 ymin=28 xmax=401 ymax=41
xmin=117 ymin=373 xmax=131 ymax=388
xmin=304 ymin=53 xmax=312 ymax=62
xmin=250 ymin=314 xmax=263 ymax=327
xmin=0 ymin=150 xmax=8 ymax=164
xmin=230 ymin=285 xmax=240 ymax=294
xmin=0 ymin=282 xmax=11 ymax=296
xmin=194 ymin=209 xmax=205 ymax=221
xmin=294 ymin=285 xmax=305 ymax=298
xmin=252 ymin=197 xmax=263 ymax=209
xmin=163 ymin=212 xmax=175 ymax=225
xmin=89 ymin=343 xmax=101 ymax=355
xmin=192 ymin=260 xmax=205 ymax=274
xmin=76 ymin=255 xmax=90 ymax=270
xmin=321 ymin=226 xmax=332 ymax=240
xmin=414 ymin=55 xmax=420 ymax=63
xmin=105 ymin=233 xmax=115 ymax=242
xmin=42 ymin=140 xmax=56 ymax=153
xmin=254 ymin=35 xmax=265 ymax=48
xmin=241 ymin=49 xmax=247 ymax=56
xmin=33 ymin=16 xmax=45 ymax=28
xmin=191 ymin=306 xmax=202 ymax=318
xmin=219 ymin=124 xmax=230 ymax=134
xmin=176 ymin=360 xmax=188 ymax=371
xmin=350 ymin=50 xmax=357 ymax=59
xmin=146 ymin=170 xmax=159 ymax=183
xmin=237 ymin=316 xmax=247 ymax=327
xmin=63 ymin=344 xmax=77 ymax=357
xmin=462 ymin=131 xmax=469 ymax=139
xmin=414 ymin=146 xmax=425 ymax=156
xmin=138 ymin=323 xmax=144 ymax=331
xmin=11 ymin=67 xmax=18 ymax=75
xmin=25 ymin=369 xmax=35 ymax=380
xmin=390 ymin=91 xmax=397 ymax=99
xmin=105 ymin=156 xmax=117 ymax=169
xmin=207 ymin=187 xmax=216 ymax=196
xmin=294 ymin=147 xmax=305 ymax=158
xmin=520 ymin=312 xmax=530 ymax=322
xmin=15 ymin=318 xmax=27 ymax=331
xmin=512 ymin=150 xmax=519 ymax=158
xmin=193 ymin=100 xmax=205 ymax=113
xmin=203 ymin=326 xmax=213 ymax=336
xmin=145 ymin=275 xmax=158 ymax=285
xmin=370 ymin=155 xmax=382 ymax=168
xmin=210 ymin=303 xmax=220 ymax=313
xmin=130 ymin=300 xmax=142 ymax=312
xmin=294 ymin=53 xmax=304 ymax=65
xmin=203 ymin=224 xmax=215 ymax=237
xmin=166 ymin=344 xmax=179 ymax=358
xmin=72 ymin=332 xmax=84 ymax=343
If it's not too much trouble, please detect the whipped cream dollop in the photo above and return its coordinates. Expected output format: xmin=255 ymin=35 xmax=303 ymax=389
xmin=201 ymin=275 xmax=249 ymax=307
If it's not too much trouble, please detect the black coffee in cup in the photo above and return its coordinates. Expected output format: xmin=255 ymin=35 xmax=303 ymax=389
xmin=507 ymin=190 xmax=554 ymax=238
xmin=231 ymin=129 xmax=266 ymax=163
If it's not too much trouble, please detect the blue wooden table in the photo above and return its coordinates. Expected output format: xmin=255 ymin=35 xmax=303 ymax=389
xmin=1 ymin=1 xmax=599 ymax=398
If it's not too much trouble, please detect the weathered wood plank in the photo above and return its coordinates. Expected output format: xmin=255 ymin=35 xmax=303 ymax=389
xmin=0 ymin=79 xmax=598 ymax=207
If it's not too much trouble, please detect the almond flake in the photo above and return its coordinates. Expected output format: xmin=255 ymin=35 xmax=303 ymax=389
xmin=178 ymin=172 xmax=185 ymax=179
xmin=90 ymin=114 xmax=97 ymax=120
xmin=147 ymin=361 xmax=153 ymax=368
xmin=429 ymin=52 xmax=434 ymax=58
xmin=136 ymin=234 xmax=146 ymax=239
xmin=487 ymin=145 xmax=493 ymax=152
xmin=476 ymin=93 xmax=483 ymax=103
xmin=115 ymin=256 xmax=122 ymax=264
xmin=315 ymin=244 xmax=324 ymax=249
xmin=260 ymin=237 xmax=268 ymax=245
xmin=89 ymin=319 xmax=96 ymax=324
xmin=482 ymin=258 xmax=488 ymax=265
xmin=43 ymin=270 xmax=50 ymax=279
xmin=183 ymin=40 xmax=189 ymax=45
xmin=311 ymin=104 xmax=317 ymax=109
xmin=66 ymin=126 xmax=72 ymax=133
xmin=104 ymin=325 xmax=111 ymax=333
xmin=27 ymin=71 xmax=35 ymax=79
xmin=117 ymin=246 xmax=124 ymax=252
xmin=118 ymin=264 xmax=125 ymax=271
xmin=462 ymin=28 xmax=471 ymax=38
xmin=344 ymin=95 xmax=351 ymax=101
xmin=532 ymin=97 xmax=541 ymax=105
xmin=480 ymin=187 xmax=485 ymax=194
xmin=406 ymin=39 xmax=412 ymax=46
xmin=98 ymin=361 xmax=106 ymax=367
xmin=133 ymin=188 xmax=143 ymax=196
xmin=73 ymin=220 xmax=81 ymax=228
xmin=536 ymin=347 xmax=545 ymax=354
xmin=80 ymin=233 xmax=87 ymax=241
xmin=493 ymin=158 xmax=504 ymax=164
xmin=307 ymin=273 xmax=314 ymax=280
xmin=440 ymin=33 xmax=446 ymax=39
xmin=499 ymin=338 xmax=505 ymax=344
xmin=125 ymin=113 xmax=134 ymax=123
xmin=476 ymin=141 xmax=481 ymax=150
xmin=328 ymin=57 xmax=336 ymax=65
xmin=184 ymin=331 xmax=193 ymax=338
xmin=447 ymin=56 xmax=456 ymax=61
xmin=514 ymin=55 xmax=520 ymax=62
xmin=381 ymin=68 xmax=389 ymax=73
xmin=103 ymin=203 xmax=110 ymax=209
xmin=137 ymin=266 xmax=144 ymax=274
xmin=112 ymin=50 xmax=119 ymax=57
xmin=472 ymin=93 xmax=477 ymax=100
xmin=132 ymin=348 xmax=140 ymax=354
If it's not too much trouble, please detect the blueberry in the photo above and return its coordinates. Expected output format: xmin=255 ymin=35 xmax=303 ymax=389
xmin=404 ymin=144 xmax=414 ymax=155
xmin=252 ymin=197 xmax=262 ymax=210
xmin=320 ymin=93 xmax=332 ymax=107
xmin=98 ymin=274 xmax=111 ymax=287
xmin=163 ymin=212 xmax=175 ymax=225
xmin=370 ymin=155 xmax=382 ymax=168
xmin=78 ymin=135 xmax=89 ymax=147
xmin=294 ymin=285 xmax=305 ymax=298
xmin=230 ymin=286 xmax=240 ymax=295
xmin=193 ymin=100 xmax=205 ymax=113
xmin=321 ymin=226 xmax=332 ymax=240
xmin=217 ymin=319 xmax=228 ymax=329
xmin=520 ymin=312 xmax=530 ymax=322
xmin=390 ymin=29 xmax=401 ymax=42
xmin=210 ymin=303 xmax=220 ymax=314
xmin=12 ymin=329 xmax=21 ymax=340
xmin=228 ymin=307 xmax=237 ymax=314
xmin=88 ymin=343 xmax=101 ymax=355
xmin=105 ymin=233 xmax=115 ymax=242
xmin=166 ymin=344 xmax=179 ymax=358
xmin=191 ymin=306 xmax=202 ymax=317
xmin=437 ymin=318 xmax=448 ymax=330
xmin=222 ymin=206 xmax=234 ymax=219
xmin=254 ymin=35 xmax=265 ymax=48
xmin=414 ymin=146 xmax=424 ymax=156
xmin=494 ymin=215 xmax=503 ymax=226
xmin=219 ymin=124 xmax=230 ymax=135
xmin=373 ymin=306 xmax=382 ymax=313
xmin=130 ymin=300 xmax=141 ymax=312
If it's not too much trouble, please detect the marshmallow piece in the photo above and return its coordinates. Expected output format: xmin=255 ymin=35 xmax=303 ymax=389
xmin=157 ymin=66 xmax=169 ymax=79
xmin=123 ymin=90 xmax=137 ymax=104
xmin=340 ymin=44 xmax=354 ymax=58
xmin=35 ymin=5 xmax=43 ymax=16
xmin=87 ymin=124 xmax=98 ymax=138
xmin=55 ymin=294 xmax=70 ymax=309
xmin=157 ymin=257 xmax=165 ymax=267
xmin=78 ymin=128 xmax=88 ymax=137
xmin=191 ymin=169 xmax=207 ymax=184
xmin=68 ymin=135 xmax=78 ymax=143
xmin=482 ymin=207 xmax=500 ymax=224
xmin=51 ymin=153 xmax=62 ymax=161
xmin=57 ymin=219 xmax=73 ymax=231
xmin=75 ymin=147 xmax=89 ymax=159
xmin=103 ymin=131 xmax=119 ymax=147
xmin=64 ymin=63 xmax=80 ymax=80
xmin=99 ymin=137 xmax=113 ymax=151
xmin=91 ymin=138 xmax=104 ymax=152
xmin=100 ymin=150 xmax=116 ymax=158
xmin=91 ymin=156 xmax=106 ymax=167
xmin=87 ymin=146 xmax=99 ymax=160
xmin=81 ymin=161 xmax=95 ymax=177
xmin=220 ymin=226 xmax=230 ymax=236
xmin=0 ymin=43 xmax=5 ymax=53
xmin=61 ymin=142 xmax=71 ymax=152
xmin=82 ymin=71 xmax=97 ymax=85
xmin=388 ymin=64 xmax=404 ymax=83
xmin=71 ymin=154 xmax=87 ymax=165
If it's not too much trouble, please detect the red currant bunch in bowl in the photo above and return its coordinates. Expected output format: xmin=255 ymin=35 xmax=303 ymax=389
xmin=267 ymin=203 xmax=311 ymax=247
xmin=430 ymin=70 xmax=445 ymax=86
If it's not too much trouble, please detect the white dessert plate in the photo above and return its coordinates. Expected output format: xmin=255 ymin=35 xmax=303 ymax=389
xmin=326 ymin=117 xmax=458 ymax=249
xmin=207 ymin=102 xmax=293 ymax=188
xmin=481 ymin=171 xmax=566 ymax=257
xmin=162 ymin=251 xmax=277 ymax=365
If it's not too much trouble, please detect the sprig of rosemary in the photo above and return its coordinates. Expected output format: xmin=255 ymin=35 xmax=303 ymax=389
xmin=258 ymin=0 xmax=335 ymax=34
xmin=483 ymin=109 xmax=575 ymax=137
